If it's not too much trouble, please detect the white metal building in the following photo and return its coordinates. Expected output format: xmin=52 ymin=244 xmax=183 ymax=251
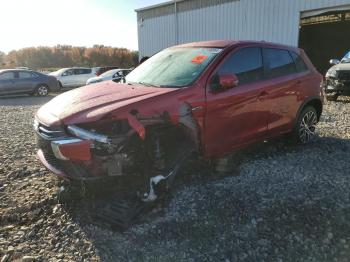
xmin=136 ymin=0 xmax=350 ymax=73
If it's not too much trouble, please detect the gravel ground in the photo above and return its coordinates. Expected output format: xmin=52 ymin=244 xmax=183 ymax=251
xmin=1 ymin=95 xmax=350 ymax=261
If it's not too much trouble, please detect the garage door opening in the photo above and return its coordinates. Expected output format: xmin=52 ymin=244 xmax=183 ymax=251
xmin=299 ymin=9 xmax=350 ymax=75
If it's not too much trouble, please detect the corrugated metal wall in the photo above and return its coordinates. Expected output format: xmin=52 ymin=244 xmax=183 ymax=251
xmin=137 ymin=0 xmax=350 ymax=57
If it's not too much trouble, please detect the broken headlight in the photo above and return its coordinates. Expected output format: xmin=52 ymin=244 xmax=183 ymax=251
xmin=67 ymin=125 xmax=110 ymax=144
xmin=326 ymin=69 xmax=337 ymax=78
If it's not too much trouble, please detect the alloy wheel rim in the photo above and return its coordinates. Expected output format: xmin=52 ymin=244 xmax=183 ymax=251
xmin=299 ymin=111 xmax=317 ymax=143
xmin=38 ymin=86 xmax=48 ymax=96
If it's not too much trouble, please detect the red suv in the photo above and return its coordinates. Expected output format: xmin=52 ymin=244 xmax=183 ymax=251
xmin=35 ymin=40 xmax=323 ymax=202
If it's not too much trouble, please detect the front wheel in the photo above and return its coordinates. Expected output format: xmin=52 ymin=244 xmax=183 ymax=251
xmin=292 ymin=106 xmax=318 ymax=144
xmin=36 ymin=85 xmax=49 ymax=96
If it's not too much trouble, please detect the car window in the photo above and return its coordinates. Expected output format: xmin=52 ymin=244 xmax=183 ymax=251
xmin=123 ymin=70 xmax=131 ymax=75
xmin=74 ymin=68 xmax=92 ymax=75
xmin=0 ymin=72 xmax=15 ymax=80
xmin=264 ymin=48 xmax=297 ymax=78
xmin=18 ymin=72 xmax=33 ymax=79
xmin=217 ymin=47 xmax=264 ymax=85
xmin=74 ymin=69 xmax=83 ymax=75
xmin=62 ymin=69 xmax=74 ymax=76
xmin=115 ymin=71 xmax=123 ymax=77
xmin=290 ymin=52 xmax=308 ymax=73
xmin=342 ymin=51 xmax=350 ymax=62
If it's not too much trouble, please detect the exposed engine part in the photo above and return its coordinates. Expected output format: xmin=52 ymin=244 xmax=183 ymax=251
xmin=142 ymin=175 xmax=166 ymax=202
xmin=142 ymin=145 xmax=194 ymax=202
xmin=57 ymin=123 xmax=196 ymax=230
xmin=106 ymin=154 xmax=128 ymax=176
xmin=178 ymin=103 xmax=201 ymax=147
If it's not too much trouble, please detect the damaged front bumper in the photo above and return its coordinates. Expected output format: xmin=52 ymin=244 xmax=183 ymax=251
xmin=35 ymin=122 xmax=129 ymax=180
xmin=325 ymin=78 xmax=350 ymax=95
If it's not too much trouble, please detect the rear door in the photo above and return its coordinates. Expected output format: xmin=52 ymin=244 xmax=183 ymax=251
xmin=205 ymin=46 xmax=270 ymax=156
xmin=15 ymin=71 xmax=37 ymax=93
xmin=262 ymin=48 xmax=303 ymax=135
xmin=0 ymin=71 xmax=16 ymax=94
xmin=74 ymin=68 xmax=92 ymax=86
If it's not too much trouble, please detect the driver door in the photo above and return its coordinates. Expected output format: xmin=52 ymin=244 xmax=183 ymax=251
xmin=204 ymin=46 xmax=270 ymax=156
xmin=60 ymin=69 xmax=75 ymax=87
xmin=0 ymin=71 xmax=16 ymax=94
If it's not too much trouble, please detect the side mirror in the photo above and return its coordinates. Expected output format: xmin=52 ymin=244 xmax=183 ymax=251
xmin=330 ymin=59 xmax=340 ymax=65
xmin=210 ymin=73 xmax=239 ymax=93
xmin=219 ymin=74 xmax=239 ymax=89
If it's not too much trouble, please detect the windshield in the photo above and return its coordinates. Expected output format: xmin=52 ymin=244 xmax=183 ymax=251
xmin=126 ymin=47 xmax=222 ymax=87
xmin=100 ymin=69 xmax=119 ymax=77
xmin=341 ymin=51 xmax=350 ymax=63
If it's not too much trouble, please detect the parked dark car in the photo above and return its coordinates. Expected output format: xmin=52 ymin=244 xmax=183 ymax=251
xmin=0 ymin=69 xmax=59 ymax=96
xmin=95 ymin=66 xmax=119 ymax=76
xmin=324 ymin=51 xmax=350 ymax=101
xmin=35 ymin=41 xmax=323 ymax=225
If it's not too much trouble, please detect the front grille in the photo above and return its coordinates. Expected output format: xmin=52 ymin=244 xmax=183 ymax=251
xmin=37 ymin=123 xmax=66 ymax=140
xmin=36 ymin=123 xmax=66 ymax=170
xmin=36 ymin=133 xmax=62 ymax=170
xmin=338 ymin=71 xmax=350 ymax=81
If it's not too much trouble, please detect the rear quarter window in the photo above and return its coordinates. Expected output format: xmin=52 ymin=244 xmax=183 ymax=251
xmin=290 ymin=51 xmax=308 ymax=73
xmin=264 ymin=48 xmax=297 ymax=78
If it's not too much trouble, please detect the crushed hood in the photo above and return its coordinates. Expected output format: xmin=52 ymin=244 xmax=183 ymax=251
xmin=332 ymin=63 xmax=350 ymax=71
xmin=37 ymin=81 xmax=177 ymax=126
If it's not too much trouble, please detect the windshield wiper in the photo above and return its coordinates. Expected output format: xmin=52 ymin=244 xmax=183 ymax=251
xmin=138 ymin=81 xmax=160 ymax=87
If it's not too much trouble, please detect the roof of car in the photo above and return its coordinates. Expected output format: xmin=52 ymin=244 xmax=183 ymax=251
xmin=0 ymin=69 xmax=35 ymax=73
xmin=173 ymin=40 xmax=300 ymax=52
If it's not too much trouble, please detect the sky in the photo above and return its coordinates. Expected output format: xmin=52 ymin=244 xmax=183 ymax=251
xmin=0 ymin=0 xmax=168 ymax=53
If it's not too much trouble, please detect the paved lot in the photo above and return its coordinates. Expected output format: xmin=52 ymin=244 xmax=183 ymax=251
xmin=1 ymin=95 xmax=350 ymax=261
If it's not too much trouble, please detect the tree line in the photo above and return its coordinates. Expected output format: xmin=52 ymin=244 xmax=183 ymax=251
xmin=0 ymin=45 xmax=139 ymax=70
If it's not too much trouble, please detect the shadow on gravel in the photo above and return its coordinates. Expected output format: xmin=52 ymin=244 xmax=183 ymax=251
xmin=328 ymin=96 xmax=350 ymax=104
xmin=57 ymin=135 xmax=350 ymax=261
xmin=0 ymin=94 xmax=56 ymax=106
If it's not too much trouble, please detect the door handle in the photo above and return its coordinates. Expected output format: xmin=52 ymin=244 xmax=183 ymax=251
xmin=257 ymin=91 xmax=269 ymax=101
xmin=191 ymin=106 xmax=204 ymax=112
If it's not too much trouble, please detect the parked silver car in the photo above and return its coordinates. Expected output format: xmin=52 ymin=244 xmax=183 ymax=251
xmin=86 ymin=68 xmax=132 ymax=85
xmin=49 ymin=67 xmax=98 ymax=88
xmin=0 ymin=69 xmax=59 ymax=96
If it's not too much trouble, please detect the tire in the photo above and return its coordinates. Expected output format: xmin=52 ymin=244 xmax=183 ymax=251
xmin=36 ymin=85 xmax=49 ymax=96
xmin=326 ymin=93 xmax=338 ymax=101
xmin=58 ymin=81 xmax=63 ymax=90
xmin=292 ymin=106 xmax=318 ymax=144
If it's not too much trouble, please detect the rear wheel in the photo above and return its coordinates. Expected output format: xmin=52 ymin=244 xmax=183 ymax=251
xmin=292 ymin=106 xmax=318 ymax=144
xmin=36 ymin=85 xmax=49 ymax=96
